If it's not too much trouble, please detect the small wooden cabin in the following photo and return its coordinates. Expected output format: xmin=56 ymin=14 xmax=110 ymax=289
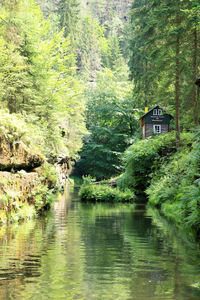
xmin=140 ymin=105 xmax=173 ymax=139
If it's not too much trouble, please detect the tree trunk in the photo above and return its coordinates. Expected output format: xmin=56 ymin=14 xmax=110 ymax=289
xmin=175 ymin=15 xmax=180 ymax=149
xmin=193 ymin=26 xmax=198 ymax=126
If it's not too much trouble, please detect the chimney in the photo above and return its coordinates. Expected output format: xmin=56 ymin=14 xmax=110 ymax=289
xmin=145 ymin=99 xmax=148 ymax=113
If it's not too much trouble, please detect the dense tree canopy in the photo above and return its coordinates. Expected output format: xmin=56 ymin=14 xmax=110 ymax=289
xmin=0 ymin=0 xmax=86 ymax=160
xmin=0 ymin=0 xmax=200 ymax=180
xmin=129 ymin=0 xmax=200 ymax=133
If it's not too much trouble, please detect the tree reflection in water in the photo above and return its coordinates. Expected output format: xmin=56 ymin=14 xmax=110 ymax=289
xmin=0 ymin=189 xmax=199 ymax=300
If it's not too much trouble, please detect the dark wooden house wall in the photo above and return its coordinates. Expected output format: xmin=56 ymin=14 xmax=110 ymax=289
xmin=144 ymin=124 xmax=169 ymax=138
xmin=141 ymin=106 xmax=173 ymax=139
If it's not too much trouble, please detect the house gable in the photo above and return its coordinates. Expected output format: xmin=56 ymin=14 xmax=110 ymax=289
xmin=140 ymin=105 xmax=174 ymax=139
xmin=141 ymin=105 xmax=173 ymax=125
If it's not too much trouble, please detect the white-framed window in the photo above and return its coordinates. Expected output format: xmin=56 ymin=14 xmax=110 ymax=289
xmin=153 ymin=109 xmax=157 ymax=115
xmin=158 ymin=109 xmax=162 ymax=115
xmin=153 ymin=125 xmax=161 ymax=134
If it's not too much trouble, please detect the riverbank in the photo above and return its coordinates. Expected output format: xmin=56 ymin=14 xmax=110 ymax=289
xmin=79 ymin=178 xmax=135 ymax=203
xmin=0 ymin=111 xmax=68 ymax=223
xmin=78 ymin=132 xmax=200 ymax=239
xmin=118 ymin=131 xmax=200 ymax=239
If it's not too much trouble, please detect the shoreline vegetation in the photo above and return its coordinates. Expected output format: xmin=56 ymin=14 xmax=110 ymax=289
xmin=79 ymin=132 xmax=200 ymax=240
xmin=0 ymin=0 xmax=200 ymax=242
xmin=79 ymin=176 xmax=135 ymax=203
xmin=0 ymin=111 xmax=61 ymax=224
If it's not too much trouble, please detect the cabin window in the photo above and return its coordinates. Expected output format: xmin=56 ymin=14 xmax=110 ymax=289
xmin=153 ymin=108 xmax=162 ymax=116
xmin=153 ymin=109 xmax=157 ymax=115
xmin=153 ymin=125 xmax=161 ymax=134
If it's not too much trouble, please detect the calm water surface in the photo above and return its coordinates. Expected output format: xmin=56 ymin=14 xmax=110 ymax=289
xmin=0 ymin=187 xmax=199 ymax=300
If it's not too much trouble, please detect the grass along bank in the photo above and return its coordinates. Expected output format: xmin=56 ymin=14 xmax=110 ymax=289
xmin=116 ymin=132 xmax=192 ymax=194
xmin=78 ymin=131 xmax=200 ymax=239
xmin=117 ymin=131 xmax=199 ymax=238
xmin=79 ymin=177 xmax=135 ymax=203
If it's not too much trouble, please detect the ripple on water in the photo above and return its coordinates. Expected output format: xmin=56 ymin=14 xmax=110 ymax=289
xmin=0 ymin=195 xmax=199 ymax=300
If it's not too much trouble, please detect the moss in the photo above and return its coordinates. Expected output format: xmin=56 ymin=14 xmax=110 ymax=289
xmin=0 ymin=162 xmax=60 ymax=224
xmin=0 ymin=111 xmax=62 ymax=224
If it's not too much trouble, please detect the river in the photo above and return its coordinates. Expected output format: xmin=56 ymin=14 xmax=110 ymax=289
xmin=0 ymin=187 xmax=199 ymax=300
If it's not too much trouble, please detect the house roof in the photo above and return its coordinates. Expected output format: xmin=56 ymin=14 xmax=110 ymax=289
xmin=140 ymin=105 xmax=174 ymax=119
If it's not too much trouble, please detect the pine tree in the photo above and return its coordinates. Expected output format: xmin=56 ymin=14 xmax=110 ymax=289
xmin=129 ymin=0 xmax=199 ymax=141
xmin=57 ymin=0 xmax=80 ymax=45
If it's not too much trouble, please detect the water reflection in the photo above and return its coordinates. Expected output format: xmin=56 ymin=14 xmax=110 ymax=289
xmin=0 ymin=188 xmax=199 ymax=300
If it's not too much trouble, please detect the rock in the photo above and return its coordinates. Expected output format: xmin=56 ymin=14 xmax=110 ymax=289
xmin=0 ymin=171 xmax=40 ymax=207
xmin=56 ymin=156 xmax=74 ymax=187
xmin=0 ymin=138 xmax=44 ymax=171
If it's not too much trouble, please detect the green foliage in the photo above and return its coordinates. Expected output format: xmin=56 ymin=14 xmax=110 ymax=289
xmin=58 ymin=0 xmax=80 ymax=42
xmin=11 ymin=202 xmax=36 ymax=222
xmin=129 ymin=0 xmax=200 ymax=128
xmin=75 ymin=68 xmax=140 ymax=180
xmin=0 ymin=184 xmax=36 ymax=224
xmin=79 ymin=176 xmax=135 ymax=203
xmin=30 ymin=162 xmax=60 ymax=210
xmin=33 ymin=184 xmax=57 ymax=210
xmin=0 ymin=0 xmax=86 ymax=160
xmin=39 ymin=163 xmax=59 ymax=189
xmin=0 ymin=110 xmax=45 ymax=156
xmin=76 ymin=16 xmax=103 ymax=78
xmin=117 ymin=132 xmax=192 ymax=194
xmin=0 ymin=162 xmax=59 ymax=224
xmin=147 ymin=131 xmax=200 ymax=237
xmin=70 ymin=175 xmax=83 ymax=186
xmin=0 ymin=111 xmax=60 ymax=223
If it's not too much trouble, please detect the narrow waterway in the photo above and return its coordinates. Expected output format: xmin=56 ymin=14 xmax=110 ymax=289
xmin=0 ymin=187 xmax=199 ymax=300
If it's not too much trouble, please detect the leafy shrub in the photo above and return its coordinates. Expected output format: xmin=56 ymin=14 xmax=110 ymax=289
xmin=39 ymin=163 xmax=59 ymax=190
xmin=11 ymin=202 xmax=36 ymax=222
xmin=117 ymin=132 xmax=191 ymax=194
xmin=147 ymin=132 xmax=200 ymax=238
xmin=79 ymin=177 xmax=135 ymax=203
xmin=0 ymin=110 xmax=45 ymax=157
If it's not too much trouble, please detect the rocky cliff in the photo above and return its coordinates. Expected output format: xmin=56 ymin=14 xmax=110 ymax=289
xmin=0 ymin=111 xmax=58 ymax=223
xmin=0 ymin=138 xmax=44 ymax=171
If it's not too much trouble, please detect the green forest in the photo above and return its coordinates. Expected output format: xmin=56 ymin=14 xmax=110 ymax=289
xmin=0 ymin=0 xmax=200 ymax=238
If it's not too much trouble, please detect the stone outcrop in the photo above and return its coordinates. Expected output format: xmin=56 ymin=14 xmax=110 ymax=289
xmin=56 ymin=155 xmax=74 ymax=188
xmin=0 ymin=111 xmax=58 ymax=223
xmin=0 ymin=111 xmax=72 ymax=223
xmin=0 ymin=136 xmax=47 ymax=221
xmin=0 ymin=138 xmax=44 ymax=171
xmin=0 ymin=171 xmax=40 ymax=209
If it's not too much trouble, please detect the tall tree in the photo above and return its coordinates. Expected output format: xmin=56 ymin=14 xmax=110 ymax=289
xmin=57 ymin=0 xmax=80 ymax=45
xmin=0 ymin=0 xmax=86 ymax=159
xmin=129 ymin=0 xmax=199 ymax=141
xmin=75 ymin=67 xmax=139 ymax=180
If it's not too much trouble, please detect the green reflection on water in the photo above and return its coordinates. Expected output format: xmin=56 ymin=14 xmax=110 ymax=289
xmin=0 ymin=190 xmax=199 ymax=300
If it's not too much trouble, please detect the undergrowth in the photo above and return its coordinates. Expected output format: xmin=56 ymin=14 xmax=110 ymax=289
xmin=0 ymin=110 xmax=45 ymax=157
xmin=79 ymin=177 xmax=135 ymax=203
xmin=117 ymin=132 xmax=192 ymax=194
xmin=78 ymin=131 xmax=200 ymax=238
xmin=147 ymin=132 xmax=200 ymax=238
